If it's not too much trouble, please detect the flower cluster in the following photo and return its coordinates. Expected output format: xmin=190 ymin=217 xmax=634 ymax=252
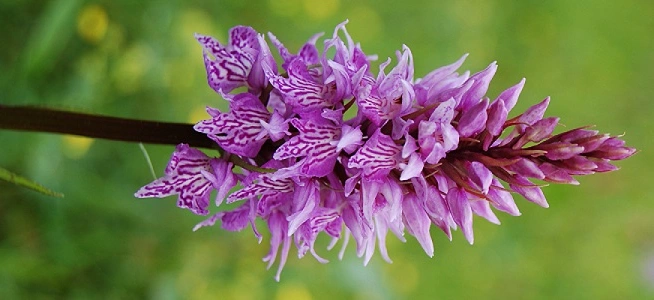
xmin=135 ymin=21 xmax=635 ymax=281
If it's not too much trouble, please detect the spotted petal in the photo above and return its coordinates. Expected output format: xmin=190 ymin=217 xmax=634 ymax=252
xmin=348 ymin=129 xmax=401 ymax=181
xmin=195 ymin=26 xmax=262 ymax=93
xmin=264 ymin=59 xmax=329 ymax=116
xmin=274 ymin=119 xmax=344 ymax=177
xmin=135 ymin=144 xmax=222 ymax=216
xmin=194 ymin=93 xmax=270 ymax=157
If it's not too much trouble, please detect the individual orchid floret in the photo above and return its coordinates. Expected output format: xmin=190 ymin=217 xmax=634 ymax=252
xmin=196 ymin=26 xmax=275 ymax=95
xmin=348 ymin=129 xmax=401 ymax=181
xmin=135 ymin=144 xmax=237 ymax=215
xmin=274 ymin=118 xmax=362 ymax=178
xmin=194 ymin=93 xmax=281 ymax=157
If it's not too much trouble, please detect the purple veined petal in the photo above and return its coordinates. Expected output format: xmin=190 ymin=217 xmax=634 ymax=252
xmin=446 ymin=187 xmax=474 ymax=244
xmin=350 ymin=64 xmax=369 ymax=92
xmin=195 ymin=26 xmax=261 ymax=93
xmin=267 ymin=59 xmax=329 ymax=115
xmin=402 ymin=194 xmax=434 ymax=257
xmin=229 ymin=26 xmax=260 ymax=50
xmin=357 ymin=90 xmax=399 ymax=127
xmin=459 ymin=62 xmax=497 ymax=110
xmin=457 ymin=98 xmax=489 ymax=137
xmin=274 ymin=119 xmax=341 ymax=177
xmin=467 ymin=161 xmax=493 ymax=194
xmin=469 ymin=199 xmax=500 ymax=225
xmin=194 ymin=93 xmax=270 ymax=157
xmin=509 ymin=176 xmax=549 ymax=208
xmin=228 ymin=175 xmax=294 ymax=202
xmin=298 ymin=33 xmax=323 ymax=65
xmin=348 ymin=129 xmax=402 ymax=181
xmin=135 ymin=144 xmax=215 ymax=216
xmin=487 ymin=179 xmax=521 ymax=216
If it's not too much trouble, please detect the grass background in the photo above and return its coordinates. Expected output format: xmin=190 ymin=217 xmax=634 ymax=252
xmin=1 ymin=0 xmax=652 ymax=299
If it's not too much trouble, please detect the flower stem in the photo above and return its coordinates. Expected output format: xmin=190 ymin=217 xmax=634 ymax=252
xmin=0 ymin=104 xmax=274 ymax=173
xmin=0 ymin=104 xmax=213 ymax=147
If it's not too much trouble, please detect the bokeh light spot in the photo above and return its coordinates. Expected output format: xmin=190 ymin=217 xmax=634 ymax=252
xmin=302 ymin=0 xmax=340 ymax=20
xmin=77 ymin=4 xmax=109 ymax=44
xmin=62 ymin=135 xmax=94 ymax=159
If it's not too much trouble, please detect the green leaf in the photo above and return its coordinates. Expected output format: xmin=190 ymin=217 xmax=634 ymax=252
xmin=0 ymin=167 xmax=64 ymax=198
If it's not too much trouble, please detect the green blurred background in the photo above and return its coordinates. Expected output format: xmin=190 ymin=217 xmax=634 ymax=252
xmin=1 ymin=0 xmax=652 ymax=299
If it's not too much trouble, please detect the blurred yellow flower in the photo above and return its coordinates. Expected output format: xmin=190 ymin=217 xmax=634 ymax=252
xmin=77 ymin=4 xmax=108 ymax=44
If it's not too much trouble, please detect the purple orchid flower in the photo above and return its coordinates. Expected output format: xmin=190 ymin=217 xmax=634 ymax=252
xmin=135 ymin=21 xmax=635 ymax=281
